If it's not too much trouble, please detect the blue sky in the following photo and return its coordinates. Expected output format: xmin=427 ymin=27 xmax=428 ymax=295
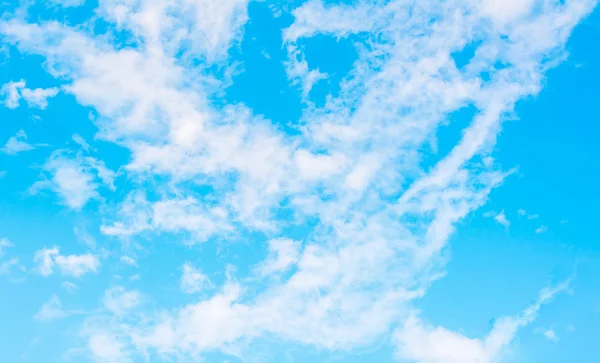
xmin=0 ymin=0 xmax=599 ymax=362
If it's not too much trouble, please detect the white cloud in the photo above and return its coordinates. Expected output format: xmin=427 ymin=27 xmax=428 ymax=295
xmin=49 ymin=0 xmax=86 ymax=8
xmin=0 ymin=258 xmax=26 ymax=276
xmin=101 ymin=192 xmax=232 ymax=243
xmin=21 ymin=87 xmax=60 ymax=109
xmin=72 ymin=133 xmax=93 ymax=152
xmin=62 ymin=281 xmax=78 ymax=292
xmin=484 ymin=209 xmax=510 ymax=228
xmin=29 ymin=151 xmax=116 ymax=210
xmin=73 ymin=226 xmax=97 ymax=250
xmin=0 ymin=80 xmax=58 ymax=109
xmin=543 ymin=328 xmax=559 ymax=342
xmin=394 ymin=281 xmax=571 ymax=363
xmin=180 ymin=263 xmax=212 ymax=294
xmin=259 ymin=238 xmax=301 ymax=276
xmin=80 ymin=317 xmax=132 ymax=363
xmin=120 ymin=256 xmax=137 ymax=267
xmin=494 ymin=210 xmax=510 ymax=228
xmin=517 ymin=209 xmax=539 ymax=220
xmin=480 ymin=0 xmax=535 ymax=25
xmin=88 ymin=332 xmax=129 ymax=363
xmin=34 ymin=247 xmax=100 ymax=277
xmin=0 ymin=239 xmax=25 ymax=277
xmin=34 ymin=295 xmax=68 ymax=322
xmin=535 ymin=225 xmax=549 ymax=234
xmin=0 ymin=80 xmax=24 ymax=108
xmin=1 ymin=129 xmax=35 ymax=155
xmin=103 ymin=286 xmax=142 ymax=315
xmin=0 ymin=237 xmax=13 ymax=256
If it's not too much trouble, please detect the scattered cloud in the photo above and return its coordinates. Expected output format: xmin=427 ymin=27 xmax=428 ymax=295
xmin=119 ymin=256 xmax=137 ymax=267
xmin=48 ymin=0 xmax=86 ymax=8
xmin=1 ymin=130 xmax=35 ymax=155
xmin=180 ymin=263 xmax=212 ymax=294
xmin=103 ymin=286 xmax=142 ymax=316
xmin=34 ymin=247 xmax=100 ymax=277
xmin=0 ymin=237 xmax=13 ymax=256
xmin=71 ymin=134 xmax=93 ymax=152
xmin=543 ymin=328 xmax=559 ymax=342
xmin=259 ymin=238 xmax=301 ymax=276
xmin=484 ymin=210 xmax=510 ymax=228
xmin=517 ymin=209 xmax=539 ymax=220
xmin=0 ymin=257 xmax=26 ymax=276
xmin=73 ymin=226 xmax=97 ymax=250
xmin=0 ymin=80 xmax=58 ymax=109
xmin=0 ymin=239 xmax=25 ymax=278
xmin=34 ymin=295 xmax=68 ymax=322
xmin=494 ymin=210 xmax=510 ymax=228
xmin=29 ymin=151 xmax=116 ymax=210
xmin=62 ymin=281 xmax=78 ymax=292
xmin=535 ymin=225 xmax=549 ymax=234
xmin=394 ymin=281 xmax=571 ymax=363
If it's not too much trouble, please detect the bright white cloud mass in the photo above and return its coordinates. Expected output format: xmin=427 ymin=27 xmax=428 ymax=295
xmin=0 ymin=0 xmax=598 ymax=362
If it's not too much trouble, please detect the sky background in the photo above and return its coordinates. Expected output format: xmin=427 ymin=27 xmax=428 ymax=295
xmin=0 ymin=0 xmax=599 ymax=362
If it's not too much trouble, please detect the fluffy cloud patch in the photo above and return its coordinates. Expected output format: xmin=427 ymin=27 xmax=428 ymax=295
xmin=180 ymin=263 xmax=212 ymax=294
xmin=103 ymin=286 xmax=142 ymax=316
xmin=29 ymin=151 xmax=116 ymax=210
xmin=0 ymin=80 xmax=58 ymax=109
xmin=34 ymin=247 xmax=100 ymax=277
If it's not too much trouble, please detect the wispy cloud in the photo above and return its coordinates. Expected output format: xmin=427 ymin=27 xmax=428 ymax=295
xmin=484 ymin=210 xmax=510 ymax=228
xmin=34 ymin=295 xmax=68 ymax=322
xmin=495 ymin=210 xmax=510 ymax=228
xmin=29 ymin=151 xmax=116 ymax=210
xmin=543 ymin=328 xmax=559 ymax=342
xmin=536 ymin=225 xmax=549 ymax=234
xmin=103 ymin=286 xmax=142 ymax=316
xmin=0 ymin=237 xmax=13 ymax=256
xmin=34 ymin=247 xmax=100 ymax=277
xmin=1 ymin=130 xmax=35 ymax=155
xmin=518 ymin=209 xmax=539 ymax=220
xmin=394 ymin=280 xmax=571 ymax=362
xmin=180 ymin=263 xmax=213 ymax=294
xmin=119 ymin=256 xmax=137 ymax=267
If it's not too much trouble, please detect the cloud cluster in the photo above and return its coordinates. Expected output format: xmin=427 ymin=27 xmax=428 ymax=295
xmin=0 ymin=0 xmax=595 ymax=362
xmin=0 ymin=80 xmax=58 ymax=109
